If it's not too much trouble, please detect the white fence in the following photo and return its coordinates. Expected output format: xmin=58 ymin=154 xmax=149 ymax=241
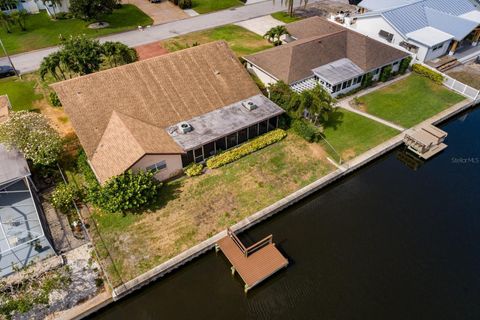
xmin=443 ymin=74 xmax=480 ymax=102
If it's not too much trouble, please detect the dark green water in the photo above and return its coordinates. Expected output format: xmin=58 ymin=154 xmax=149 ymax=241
xmin=91 ymin=107 xmax=480 ymax=320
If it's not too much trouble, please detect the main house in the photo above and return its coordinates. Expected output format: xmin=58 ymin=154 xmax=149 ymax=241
xmin=52 ymin=41 xmax=284 ymax=184
xmin=349 ymin=0 xmax=480 ymax=62
xmin=244 ymin=17 xmax=410 ymax=97
xmin=1 ymin=0 xmax=69 ymax=15
xmin=0 ymin=96 xmax=55 ymax=278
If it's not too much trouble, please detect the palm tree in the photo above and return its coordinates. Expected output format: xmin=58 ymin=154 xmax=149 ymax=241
xmin=274 ymin=0 xmax=308 ymax=17
xmin=10 ymin=9 xmax=28 ymax=31
xmin=102 ymin=42 xmax=138 ymax=68
xmin=264 ymin=26 xmax=290 ymax=45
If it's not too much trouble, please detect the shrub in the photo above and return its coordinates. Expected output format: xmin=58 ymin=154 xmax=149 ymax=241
xmin=92 ymin=170 xmax=161 ymax=213
xmin=398 ymin=56 xmax=412 ymax=75
xmin=184 ymin=163 xmax=204 ymax=177
xmin=361 ymin=72 xmax=373 ymax=88
xmin=412 ymin=63 xmax=444 ymax=84
xmin=291 ymin=119 xmax=322 ymax=142
xmin=206 ymin=129 xmax=287 ymax=169
xmin=379 ymin=65 xmax=392 ymax=82
xmin=49 ymin=92 xmax=62 ymax=107
xmin=178 ymin=0 xmax=192 ymax=8
xmin=76 ymin=150 xmax=99 ymax=188
xmin=51 ymin=182 xmax=83 ymax=213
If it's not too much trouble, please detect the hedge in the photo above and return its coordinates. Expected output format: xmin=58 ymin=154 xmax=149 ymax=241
xmin=184 ymin=163 xmax=204 ymax=177
xmin=206 ymin=129 xmax=287 ymax=169
xmin=291 ymin=119 xmax=322 ymax=142
xmin=412 ymin=64 xmax=444 ymax=84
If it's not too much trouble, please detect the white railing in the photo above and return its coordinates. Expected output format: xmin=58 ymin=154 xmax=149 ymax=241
xmin=421 ymin=63 xmax=480 ymax=102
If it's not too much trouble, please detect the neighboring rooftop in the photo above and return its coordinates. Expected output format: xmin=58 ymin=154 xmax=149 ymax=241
xmin=358 ymin=0 xmax=480 ymax=45
xmin=312 ymin=58 xmax=364 ymax=85
xmin=245 ymin=17 xmax=409 ymax=84
xmin=286 ymin=16 xmax=344 ymax=40
xmin=52 ymin=41 xmax=264 ymax=183
xmin=0 ymin=144 xmax=30 ymax=185
xmin=169 ymin=94 xmax=284 ymax=151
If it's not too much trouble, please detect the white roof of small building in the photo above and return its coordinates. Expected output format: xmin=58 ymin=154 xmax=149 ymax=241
xmin=0 ymin=144 xmax=30 ymax=185
xmin=312 ymin=58 xmax=364 ymax=85
xmin=406 ymin=27 xmax=454 ymax=46
xmin=358 ymin=0 xmax=418 ymax=11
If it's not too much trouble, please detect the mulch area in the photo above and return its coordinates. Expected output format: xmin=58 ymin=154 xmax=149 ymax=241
xmin=135 ymin=42 xmax=170 ymax=60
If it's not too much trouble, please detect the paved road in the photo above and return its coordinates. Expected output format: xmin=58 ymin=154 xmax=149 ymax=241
xmin=3 ymin=0 xmax=311 ymax=74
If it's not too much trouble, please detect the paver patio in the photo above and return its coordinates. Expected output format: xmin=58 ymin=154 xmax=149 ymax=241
xmin=124 ymin=0 xmax=188 ymax=24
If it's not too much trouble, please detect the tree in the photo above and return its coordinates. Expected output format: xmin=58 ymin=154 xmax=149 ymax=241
xmin=274 ymin=0 xmax=308 ymax=17
xmin=69 ymin=0 xmax=117 ymax=21
xmin=0 ymin=11 xmax=13 ymax=33
xmin=60 ymin=35 xmax=104 ymax=75
xmin=10 ymin=9 xmax=28 ymax=31
xmin=303 ymin=85 xmax=335 ymax=125
xmin=264 ymin=25 xmax=289 ymax=46
xmin=41 ymin=0 xmax=64 ymax=19
xmin=379 ymin=65 xmax=392 ymax=82
xmin=398 ymin=56 xmax=412 ymax=75
xmin=0 ymin=111 xmax=63 ymax=166
xmin=91 ymin=170 xmax=161 ymax=213
xmin=102 ymin=41 xmax=137 ymax=68
xmin=0 ymin=0 xmax=17 ymax=11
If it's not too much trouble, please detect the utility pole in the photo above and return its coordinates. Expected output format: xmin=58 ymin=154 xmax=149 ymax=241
xmin=0 ymin=38 xmax=20 ymax=78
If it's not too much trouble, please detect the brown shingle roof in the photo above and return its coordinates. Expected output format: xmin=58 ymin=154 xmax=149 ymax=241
xmin=52 ymin=41 xmax=261 ymax=182
xmin=245 ymin=18 xmax=410 ymax=84
xmin=286 ymin=16 xmax=345 ymax=40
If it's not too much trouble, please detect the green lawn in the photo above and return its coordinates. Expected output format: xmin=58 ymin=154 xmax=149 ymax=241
xmin=0 ymin=77 xmax=43 ymax=111
xmin=0 ymin=5 xmax=153 ymax=56
xmin=357 ymin=74 xmax=465 ymax=128
xmin=191 ymin=0 xmax=244 ymax=14
xmin=161 ymin=24 xmax=273 ymax=56
xmin=271 ymin=12 xmax=302 ymax=23
xmin=321 ymin=109 xmax=399 ymax=161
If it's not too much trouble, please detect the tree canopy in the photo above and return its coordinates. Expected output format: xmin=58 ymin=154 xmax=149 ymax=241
xmin=0 ymin=111 xmax=63 ymax=166
xmin=69 ymin=0 xmax=117 ymax=21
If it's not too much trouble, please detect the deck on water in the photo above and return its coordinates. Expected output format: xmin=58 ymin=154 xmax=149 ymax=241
xmin=216 ymin=228 xmax=288 ymax=292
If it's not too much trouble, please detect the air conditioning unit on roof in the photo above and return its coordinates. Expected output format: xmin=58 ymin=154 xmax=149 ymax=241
xmin=242 ymin=100 xmax=257 ymax=111
xmin=178 ymin=122 xmax=193 ymax=134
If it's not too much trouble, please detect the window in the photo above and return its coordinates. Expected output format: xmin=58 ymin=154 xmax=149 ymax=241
xmin=194 ymin=147 xmax=204 ymax=163
xmin=248 ymin=124 xmax=258 ymax=139
xmin=346 ymin=79 xmax=352 ymax=87
xmin=226 ymin=133 xmax=238 ymax=149
xmin=146 ymin=160 xmax=167 ymax=172
xmin=393 ymin=61 xmax=399 ymax=66
xmin=238 ymin=128 xmax=248 ymax=144
xmin=432 ymin=43 xmax=443 ymax=51
xmin=374 ymin=68 xmax=380 ymax=75
xmin=259 ymin=121 xmax=268 ymax=135
xmin=342 ymin=81 xmax=348 ymax=90
xmin=268 ymin=117 xmax=277 ymax=131
xmin=203 ymin=142 xmax=215 ymax=157
xmin=215 ymin=137 xmax=226 ymax=153
xmin=181 ymin=151 xmax=194 ymax=167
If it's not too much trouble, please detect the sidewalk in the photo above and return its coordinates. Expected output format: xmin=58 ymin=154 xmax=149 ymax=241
xmin=9 ymin=0 xmax=314 ymax=74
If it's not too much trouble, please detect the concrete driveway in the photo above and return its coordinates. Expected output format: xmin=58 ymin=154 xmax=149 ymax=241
xmin=235 ymin=15 xmax=285 ymax=37
xmin=124 ymin=0 xmax=188 ymax=25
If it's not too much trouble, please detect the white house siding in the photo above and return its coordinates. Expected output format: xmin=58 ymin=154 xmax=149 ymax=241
xmin=245 ymin=63 xmax=278 ymax=86
xmin=352 ymin=16 xmax=404 ymax=46
xmin=132 ymin=154 xmax=183 ymax=181
xmin=423 ymin=40 xmax=451 ymax=61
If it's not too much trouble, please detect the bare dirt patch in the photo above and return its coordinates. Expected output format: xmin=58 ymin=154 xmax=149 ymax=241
xmin=447 ymin=61 xmax=480 ymax=90
xmin=135 ymin=42 xmax=169 ymax=60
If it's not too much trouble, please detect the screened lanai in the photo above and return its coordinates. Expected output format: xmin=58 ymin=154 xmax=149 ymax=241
xmin=0 ymin=145 xmax=54 ymax=277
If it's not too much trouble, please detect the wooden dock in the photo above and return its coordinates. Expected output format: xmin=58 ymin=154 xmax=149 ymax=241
xmin=216 ymin=228 xmax=288 ymax=292
xmin=403 ymin=124 xmax=448 ymax=159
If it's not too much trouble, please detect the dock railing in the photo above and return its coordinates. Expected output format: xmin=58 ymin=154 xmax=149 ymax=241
xmin=227 ymin=228 xmax=273 ymax=258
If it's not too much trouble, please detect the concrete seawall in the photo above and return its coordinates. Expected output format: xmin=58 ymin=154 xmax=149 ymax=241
xmin=60 ymin=99 xmax=477 ymax=319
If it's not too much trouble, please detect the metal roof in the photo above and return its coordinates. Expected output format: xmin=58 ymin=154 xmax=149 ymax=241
xmin=312 ymin=58 xmax=364 ymax=85
xmin=406 ymin=27 xmax=453 ymax=47
xmin=168 ymin=94 xmax=284 ymax=151
xmin=358 ymin=0 xmax=419 ymax=11
xmin=364 ymin=0 xmax=480 ymax=43
xmin=0 ymin=178 xmax=54 ymax=277
xmin=0 ymin=144 xmax=30 ymax=185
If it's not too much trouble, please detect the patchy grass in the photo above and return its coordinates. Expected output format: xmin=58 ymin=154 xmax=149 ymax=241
xmin=161 ymin=24 xmax=272 ymax=56
xmin=271 ymin=12 xmax=302 ymax=23
xmin=356 ymin=74 xmax=465 ymax=128
xmin=0 ymin=73 xmax=74 ymax=135
xmin=447 ymin=66 xmax=480 ymax=90
xmin=0 ymin=5 xmax=152 ymax=56
xmin=91 ymin=133 xmax=335 ymax=284
xmin=191 ymin=0 xmax=243 ymax=14
xmin=321 ymin=109 xmax=399 ymax=161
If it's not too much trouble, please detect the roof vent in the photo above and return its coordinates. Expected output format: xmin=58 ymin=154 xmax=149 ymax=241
xmin=178 ymin=122 xmax=193 ymax=134
xmin=242 ymin=100 xmax=257 ymax=111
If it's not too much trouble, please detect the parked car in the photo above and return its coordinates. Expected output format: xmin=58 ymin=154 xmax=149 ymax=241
xmin=150 ymin=0 xmax=161 ymax=3
xmin=0 ymin=65 xmax=16 ymax=78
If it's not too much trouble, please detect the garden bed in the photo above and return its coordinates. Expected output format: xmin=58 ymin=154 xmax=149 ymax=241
xmin=355 ymin=74 xmax=465 ymax=128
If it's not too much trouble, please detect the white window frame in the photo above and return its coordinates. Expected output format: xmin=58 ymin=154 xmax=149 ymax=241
xmin=146 ymin=160 xmax=167 ymax=172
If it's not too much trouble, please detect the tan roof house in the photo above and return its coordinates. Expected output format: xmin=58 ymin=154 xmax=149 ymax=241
xmin=52 ymin=41 xmax=284 ymax=184
xmin=244 ymin=17 xmax=411 ymax=97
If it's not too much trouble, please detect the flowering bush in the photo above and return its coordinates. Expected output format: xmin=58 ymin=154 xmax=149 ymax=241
xmin=412 ymin=64 xmax=444 ymax=84
xmin=206 ymin=129 xmax=287 ymax=169
xmin=0 ymin=111 xmax=63 ymax=166
xmin=51 ymin=182 xmax=83 ymax=213
xmin=184 ymin=163 xmax=204 ymax=177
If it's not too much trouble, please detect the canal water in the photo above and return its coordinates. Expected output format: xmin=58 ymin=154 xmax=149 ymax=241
xmin=91 ymin=107 xmax=480 ymax=320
